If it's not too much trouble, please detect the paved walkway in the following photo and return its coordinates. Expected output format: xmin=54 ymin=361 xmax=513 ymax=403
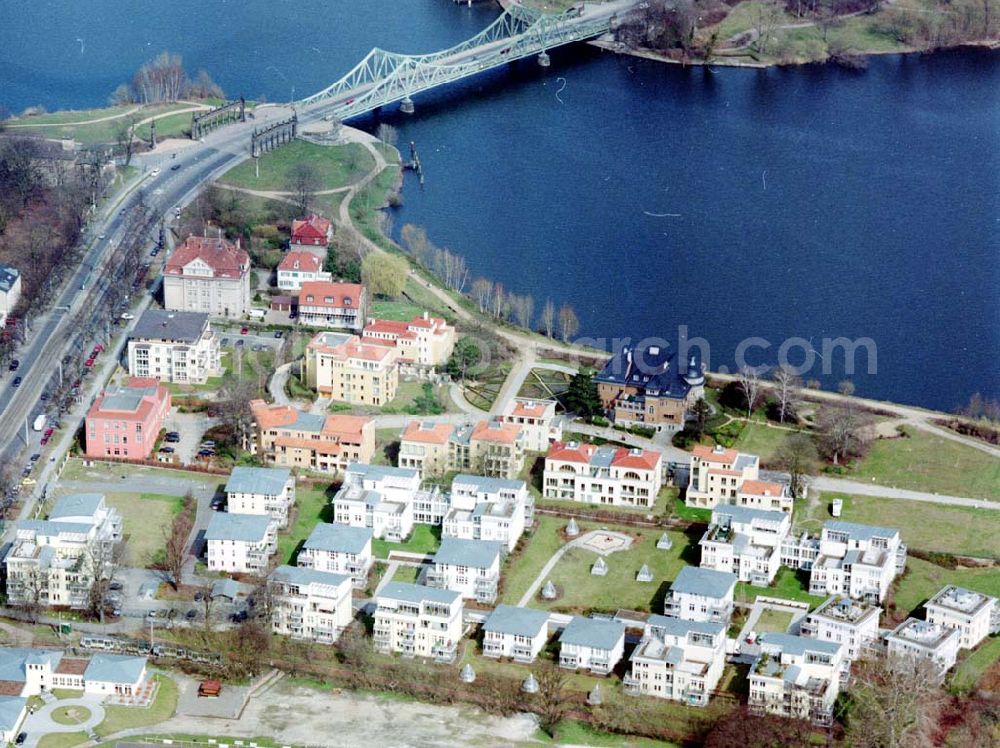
xmin=22 ymin=697 xmax=106 ymax=748
xmin=811 ymin=477 xmax=999 ymax=509
xmin=268 ymin=362 xmax=294 ymax=406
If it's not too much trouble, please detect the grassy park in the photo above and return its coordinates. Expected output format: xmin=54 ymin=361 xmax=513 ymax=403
xmin=892 ymin=557 xmax=1000 ymax=619
xmin=219 ymin=140 xmax=375 ymax=192
xmin=752 ymin=608 xmax=795 ymax=635
xmin=731 ymin=422 xmax=798 ymax=464
xmin=4 ymin=102 xmax=196 ymax=144
xmin=372 ymin=524 xmax=441 ymax=560
xmin=102 ymin=492 xmax=185 ymax=566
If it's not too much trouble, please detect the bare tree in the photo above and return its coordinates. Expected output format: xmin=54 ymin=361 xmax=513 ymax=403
xmin=737 ymin=365 xmax=763 ymax=418
xmin=226 ymin=616 xmax=270 ymax=679
xmin=771 ymin=364 xmax=801 ymax=423
xmin=162 ymin=490 xmax=195 ymax=589
xmin=558 ymin=303 xmax=579 ymax=342
xmin=471 ymin=278 xmax=493 ymax=313
xmin=753 ymin=0 xmax=785 ymax=53
xmin=774 ymin=433 xmax=819 ymax=498
xmin=285 ymin=161 xmax=321 ymax=215
xmin=197 ymin=584 xmax=216 ymax=639
xmin=217 ymin=378 xmax=258 ymax=446
xmin=375 ymin=123 xmax=399 ymax=148
xmin=85 ymin=540 xmax=128 ymax=623
xmin=510 ymin=293 xmax=535 ymax=329
xmin=845 ymin=651 xmax=947 ymax=748
xmin=113 ymin=115 xmax=139 ymax=169
xmin=534 ymin=663 xmax=570 ymax=738
xmin=540 ymin=299 xmax=556 ymax=337
xmin=815 ymin=404 xmax=872 ymax=465
xmin=491 ymin=282 xmax=506 ymax=319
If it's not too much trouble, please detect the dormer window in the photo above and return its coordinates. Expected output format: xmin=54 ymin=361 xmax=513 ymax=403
xmin=345 ymin=298 xmax=352 ymax=306
xmin=306 ymin=295 xmax=314 ymax=302
xmin=324 ymin=296 xmax=333 ymax=303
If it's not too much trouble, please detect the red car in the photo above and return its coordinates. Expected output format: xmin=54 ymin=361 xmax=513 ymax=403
xmin=40 ymin=435 xmax=50 ymax=446
xmin=72 ymin=379 xmax=81 ymax=389
xmin=44 ymin=428 xmax=54 ymax=438
xmin=240 ymin=327 xmax=249 ymax=335
xmin=84 ymin=358 xmax=95 ymax=368
xmin=93 ymin=343 xmax=104 ymax=353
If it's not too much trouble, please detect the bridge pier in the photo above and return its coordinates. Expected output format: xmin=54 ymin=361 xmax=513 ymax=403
xmin=538 ymin=51 xmax=551 ymax=68
xmin=400 ymin=96 xmax=415 ymax=115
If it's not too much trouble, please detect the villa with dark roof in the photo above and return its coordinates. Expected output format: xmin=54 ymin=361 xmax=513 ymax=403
xmin=594 ymin=339 xmax=705 ymax=431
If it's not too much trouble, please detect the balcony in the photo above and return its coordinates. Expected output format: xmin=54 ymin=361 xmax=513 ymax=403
xmin=683 ymin=687 xmax=708 ymax=707
xmin=622 ymin=673 xmax=642 ymax=696
xmin=511 ymin=644 xmax=536 ymax=664
xmin=559 ymin=653 xmax=580 ymax=670
xmin=433 ymin=641 xmax=457 ymax=664
xmin=482 ymin=642 xmax=505 ymax=659
xmin=589 ymin=658 xmax=613 ymax=675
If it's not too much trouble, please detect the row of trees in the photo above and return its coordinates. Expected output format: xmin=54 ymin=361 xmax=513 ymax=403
xmin=110 ymin=51 xmax=224 ymax=106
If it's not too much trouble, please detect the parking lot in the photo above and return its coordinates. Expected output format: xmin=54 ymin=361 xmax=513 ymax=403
xmin=160 ymin=409 xmax=220 ymax=465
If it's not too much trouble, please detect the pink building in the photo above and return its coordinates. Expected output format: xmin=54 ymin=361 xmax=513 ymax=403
xmin=84 ymin=377 xmax=171 ymax=460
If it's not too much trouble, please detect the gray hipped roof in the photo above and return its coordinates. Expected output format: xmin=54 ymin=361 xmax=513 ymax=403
xmin=378 ymin=581 xmax=461 ymax=606
xmin=433 ymin=538 xmax=502 ymax=569
xmin=225 ymin=466 xmax=291 ymax=496
xmin=670 ymin=566 xmax=737 ymax=600
xmin=560 ymin=616 xmax=625 ymax=651
xmin=483 ymin=605 xmax=550 ymax=638
xmin=205 ymin=512 xmax=272 ymax=543
xmin=303 ymin=522 xmax=372 ymax=555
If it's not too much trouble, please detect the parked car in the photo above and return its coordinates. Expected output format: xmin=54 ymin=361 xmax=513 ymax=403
xmin=12 ymin=376 xmax=22 ymax=388
xmin=159 ymin=446 xmax=175 ymax=454
xmin=274 ymin=330 xmax=284 ymax=338
xmin=121 ymin=312 xmax=135 ymax=320
xmin=40 ymin=435 xmax=50 ymax=446
xmin=210 ymin=497 xmax=224 ymax=510
xmin=40 ymin=392 xmax=49 ymax=401
xmin=186 ymin=609 xmax=197 ymax=620
xmin=21 ymin=478 xmax=36 ymax=487
xmin=171 ymin=164 xmax=182 ymax=171
xmin=240 ymin=326 xmax=249 ymax=334
xmin=109 ymin=581 xmax=124 ymax=591
xmin=15 ymin=732 xmax=26 ymax=745
xmin=84 ymin=358 xmax=95 ymax=367
xmin=29 ymin=454 xmax=40 ymax=463
xmin=235 ymin=339 xmax=244 ymax=348
xmin=150 ymin=167 xmax=161 ymax=176
xmin=93 ymin=343 xmax=104 ymax=353
xmin=221 ymin=337 xmax=230 ymax=346
xmin=8 ymin=359 xmax=19 ymax=371
xmin=196 ymin=449 xmax=214 ymax=458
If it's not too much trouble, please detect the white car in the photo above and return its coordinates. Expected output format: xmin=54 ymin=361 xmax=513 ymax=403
xmin=150 ymin=167 xmax=161 ymax=176
xmin=120 ymin=312 xmax=135 ymax=320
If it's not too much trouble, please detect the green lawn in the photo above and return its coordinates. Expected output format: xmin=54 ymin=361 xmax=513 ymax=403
xmin=848 ymin=427 xmax=1000 ymax=501
xmin=801 ymin=493 xmax=1000 ymax=559
xmin=218 ymin=140 xmax=375 ymax=192
xmin=670 ymin=497 xmax=712 ymax=523
xmin=531 ymin=526 xmax=697 ymax=614
xmin=517 ymin=368 xmax=572 ymax=402
xmin=50 ymin=705 xmax=92 ymax=725
xmin=372 ymin=299 xmax=425 ymax=321
xmin=277 ymin=484 xmax=332 ymax=565
xmin=950 ymin=635 xmax=1000 ymax=693
xmin=37 ymin=733 xmax=89 ymax=748
xmin=101 ymin=492 xmax=183 ymax=567
xmin=752 ymin=608 xmax=794 ymax=634
xmin=501 ymin=515 xmax=577 ymax=605
xmin=59 ymin=458 xmax=220 ymax=491
xmin=7 ymin=103 xmax=195 ymax=145
xmin=94 ymin=673 xmax=178 ymax=737
xmin=893 ymin=557 xmax=1000 ymax=619
xmin=462 ymin=364 xmax=512 ymax=411
xmin=382 ymin=379 xmax=454 ymax=415
xmin=372 ymin=523 xmax=441 ymax=560
xmin=737 ymin=568 xmax=827 ymax=609
xmin=732 ymin=422 xmax=799 ymax=465
xmin=134 ymin=110 xmax=195 ymax=141
xmin=390 ymin=565 xmax=421 ymax=584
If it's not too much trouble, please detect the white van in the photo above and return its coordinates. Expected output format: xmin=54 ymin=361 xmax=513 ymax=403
xmin=248 ymin=309 xmax=266 ymax=320
xmin=33 ymin=414 xmax=47 ymax=432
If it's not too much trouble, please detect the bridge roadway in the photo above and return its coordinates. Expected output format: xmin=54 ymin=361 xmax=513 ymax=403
xmin=0 ymin=1 xmax=638 ymax=499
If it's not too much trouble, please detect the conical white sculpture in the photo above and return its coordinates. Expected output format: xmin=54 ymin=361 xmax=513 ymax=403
xmin=460 ymin=663 xmax=476 ymax=683
xmin=522 ymin=673 xmax=539 ymax=693
xmin=566 ymin=518 xmax=580 ymax=537
xmin=541 ymin=580 xmax=558 ymax=599
xmin=591 ymin=556 xmax=608 ymax=576
xmin=587 ymin=683 xmax=603 ymax=705
xmin=636 ymin=563 xmax=653 ymax=582
xmin=657 ymin=532 xmax=673 ymax=550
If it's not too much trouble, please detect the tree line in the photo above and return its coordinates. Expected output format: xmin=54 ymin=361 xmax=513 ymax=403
xmin=110 ymin=51 xmax=224 ymax=106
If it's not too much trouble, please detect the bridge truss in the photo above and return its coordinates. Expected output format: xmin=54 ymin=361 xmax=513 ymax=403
xmin=299 ymin=5 xmax=616 ymax=119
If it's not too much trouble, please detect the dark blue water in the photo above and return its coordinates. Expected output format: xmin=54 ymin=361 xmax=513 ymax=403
xmin=2 ymin=1 xmax=997 ymax=410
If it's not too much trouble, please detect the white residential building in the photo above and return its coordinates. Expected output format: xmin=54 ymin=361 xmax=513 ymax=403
xmin=5 ymin=494 xmax=122 ymax=610
xmin=885 ymin=618 xmax=961 ymax=679
xmin=362 ymin=313 xmax=456 ymax=370
xmin=426 ymin=538 xmax=503 ymax=604
xmin=224 ymin=466 xmax=295 ymax=528
xmin=664 ymin=566 xmax=737 ymax=624
xmin=749 ymin=633 xmax=844 ymax=725
xmin=807 ymin=521 xmax=907 ymax=603
xmin=738 ymin=479 xmax=794 ymax=513
xmin=481 ymin=605 xmax=550 ymax=663
xmin=373 ymin=582 xmax=463 ymax=662
xmin=699 ymin=505 xmax=790 ymax=586
xmin=297 ymin=280 xmax=366 ymax=332
xmin=331 ymin=464 xmax=420 ymax=542
xmin=163 ymin=235 xmax=251 ymax=319
xmin=543 ymin=441 xmax=663 ymax=508
xmin=558 ymin=616 xmax=626 ymax=675
xmin=686 ymin=444 xmax=759 ymax=509
xmin=204 ymin=513 xmax=276 ymax=574
xmin=0 ymin=263 xmax=23 ymax=327
xmin=269 ymin=565 xmax=353 ymax=644
xmin=127 ymin=310 xmax=221 ymax=384
xmin=277 ymin=251 xmax=332 ymax=291
xmin=799 ymin=596 xmax=881 ymax=670
xmin=496 ymin=398 xmax=562 ymax=452
xmin=624 ymin=615 xmax=727 ymax=707
xmin=443 ymin=474 xmax=531 ymax=552
xmin=297 ymin=522 xmax=374 ymax=589
xmin=924 ymin=585 xmax=999 ymax=651
xmin=0 ymin=648 xmax=147 ymax=703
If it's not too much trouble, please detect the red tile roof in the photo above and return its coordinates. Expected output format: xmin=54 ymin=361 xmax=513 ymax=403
xmin=299 ymin=281 xmax=364 ymax=310
xmin=546 ymin=441 xmax=598 ymax=463
xmin=692 ymin=444 xmax=739 ymax=465
xmin=165 ymin=236 xmax=250 ymax=279
xmin=508 ymin=398 xmax=552 ymax=418
xmin=291 ymin=214 xmax=331 ymax=243
xmin=611 ymin=447 xmax=661 ymax=470
xmin=278 ymin=251 xmax=322 ymax=274
xmin=401 ymin=420 xmax=453 ymax=445
xmin=740 ymin=480 xmax=787 ymax=497
xmin=307 ymin=332 xmax=394 ymax=362
xmin=471 ymin=419 xmax=522 ymax=445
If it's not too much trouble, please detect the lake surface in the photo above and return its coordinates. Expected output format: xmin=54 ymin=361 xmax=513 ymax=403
xmin=2 ymin=1 xmax=997 ymax=410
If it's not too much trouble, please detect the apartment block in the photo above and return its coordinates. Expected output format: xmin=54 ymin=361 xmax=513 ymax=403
xmin=204 ymin=513 xmax=276 ymax=574
xmin=738 ymin=479 xmax=793 ymax=513
xmin=127 ymin=310 xmax=221 ymax=384
xmin=297 ymin=280 xmax=366 ymax=332
xmin=163 ymin=235 xmax=251 ymax=318
xmin=496 ymin=397 xmax=562 ymax=452
xmin=442 ymin=474 xmax=531 ymax=552
xmin=331 ymin=464 xmax=423 ymax=542
xmin=249 ymin=400 xmax=375 ymax=474
xmin=624 ymin=615 xmax=727 ymax=707
xmin=594 ymin=340 xmax=705 ymax=431
xmin=0 ymin=263 xmax=22 ymax=327
xmin=807 ymin=521 xmax=906 ymax=604
xmin=5 ymin=494 xmax=122 ymax=610
xmin=685 ymin=445 xmax=759 ymax=509
xmin=558 ymin=616 xmax=626 ymax=675
xmin=362 ymin=312 xmax=456 ymax=370
xmin=224 ymin=466 xmax=295 ymax=528
xmin=398 ymin=420 xmax=454 ymax=476
xmin=664 ymin=566 xmax=736 ymax=624
xmin=269 ymin=565 xmax=353 ymax=645
xmin=398 ymin=419 xmax=526 ymax=479
xmin=749 ymin=633 xmax=844 ymax=725
xmin=924 ymin=585 xmax=998 ymax=650
xmin=297 ymin=522 xmax=374 ymax=588
xmin=277 ymin=251 xmax=331 ymax=291
xmin=543 ymin=440 xmax=663 ymax=508
xmin=799 ymin=596 xmax=881 ymax=669
xmin=699 ymin=505 xmax=791 ymax=586
xmin=884 ymin=618 xmax=960 ymax=678
xmin=303 ymin=331 xmax=399 ymax=406
xmin=373 ymin=582 xmax=464 ymax=662
xmin=482 ymin=605 xmax=550 ymax=663
xmin=426 ymin=538 xmax=503 ymax=604
xmin=84 ymin=377 xmax=171 ymax=461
